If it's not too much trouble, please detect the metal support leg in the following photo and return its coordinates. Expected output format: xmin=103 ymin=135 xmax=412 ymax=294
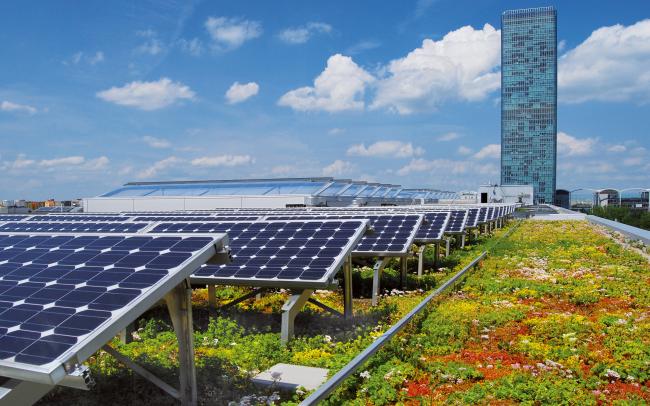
xmin=400 ymin=256 xmax=408 ymax=289
xmin=119 ymin=322 xmax=135 ymax=344
xmin=165 ymin=279 xmax=197 ymax=406
xmin=207 ymin=285 xmax=216 ymax=309
xmin=461 ymin=234 xmax=466 ymax=249
xmin=371 ymin=258 xmax=386 ymax=307
xmin=445 ymin=238 xmax=451 ymax=258
xmin=433 ymin=243 xmax=439 ymax=269
xmin=343 ymin=255 xmax=353 ymax=319
xmin=0 ymin=379 xmax=54 ymax=406
xmin=417 ymin=246 xmax=426 ymax=277
xmin=281 ymin=289 xmax=314 ymax=344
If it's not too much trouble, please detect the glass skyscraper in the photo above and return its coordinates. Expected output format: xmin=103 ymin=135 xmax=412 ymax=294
xmin=501 ymin=6 xmax=557 ymax=204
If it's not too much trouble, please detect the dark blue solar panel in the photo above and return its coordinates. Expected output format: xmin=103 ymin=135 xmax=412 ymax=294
xmin=465 ymin=208 xmax=480 ymax=228
xmin=131 ymin=216 xmax=260 ymax=222
xmin=0 ymin=215 xmax=30 ymax=222
xmin=263 ymin=214 xmax=422 ymax=255
xmin=148 ymin=220 xmax=367 ymax=286
xmin=414 ymin=212 xmax=450 ymax=242
xmin=0 ymin=223 xmax=148 ymax=233
xmin=28 ymin=216 xmax=128 ymax=222
xmin=443 ymin=210 xmax=468 ymax=234
xmin=0 ymin=233 xmax=221 ymax=372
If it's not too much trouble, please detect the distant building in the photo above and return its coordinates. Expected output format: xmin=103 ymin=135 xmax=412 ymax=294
xmin=501 ymin=6 xmax=557 ymax=204
xmin=83 ymin=178 xmax=455 ymax=212
xmin=554 ymin=189 xmax=570 ymax=209
xmin=594 ymin=189 xmax=619 ymax=207
xmin=478 ymin=184 xmax=534 ymax=205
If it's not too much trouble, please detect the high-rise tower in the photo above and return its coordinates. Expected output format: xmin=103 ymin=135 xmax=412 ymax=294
xmin=501 ymin=6 xmax=557 ymax=204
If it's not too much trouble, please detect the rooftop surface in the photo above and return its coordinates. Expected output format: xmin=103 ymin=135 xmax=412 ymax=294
xmin=37 ymin=218 xmax=650 ymax=404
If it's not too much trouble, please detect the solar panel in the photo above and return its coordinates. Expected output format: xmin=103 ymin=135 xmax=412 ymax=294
xmin=34 ymin=207 xmax=75 ymax=213
xmin=413 ymin=212 xmax=450 ymax=243
xmin=443 ymin=210 xmax=468 ymax=234
xmin=149 ymin=220 xmax=368 ymax=288
xmin=0 ymin=232 xmax=227 ymax=384
xmin=465 ymin=208 xmax=480 ymax=228
xmin=0 ymin=222 xmax=149 ymax=234
xmin=131 ymin=216 xmax=261 ymax=222
xmin=28 ymin=216 xmax=128 ymax=222
xmin=477 ymin=207 xmax=489 ymax=223
xmin=0 ymin=215 xmax=30 ymax=222
xmin=488 ymin=207 xmax=497 ymax=221
xmin=263 ymin=214 xmax=423 ymax=256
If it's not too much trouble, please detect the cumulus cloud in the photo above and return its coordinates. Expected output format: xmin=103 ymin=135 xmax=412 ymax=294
xmin=142 ymin=135 xmax=172 ymax=149
xmin=278 ymin=54 xmax=374 ymax=112
xmin=1 ymin=100 xmax=37 ymax=115
xmin=190 ymin=154 xmax=254 ymax=167
xmin=558 ymin=19 xmax=650 ymax=103
xmin=225 ymin=82 xmax=259 ymax=104
xmin=278 ymin=22 xmax=332 ymax=44
xmin=557 ymin=131 xmax=596 ymax=156
xmin=346 ymin=40 xmax=381 ymax=55
xmin=97 ymin=78 xmax=195 ymax=110
xmin=437 ymin=132 xmax=460 ymax=142
xmin=346 ymin=141 xmax=424 ymax=158
xmin=322 ymin=159 xmax=355 ymax=176
xmin=205 ymin=17 xmax=262 ymax=50
xmin=473 ymin=144 xmax=500 ymax=160
xmin=137 ymin=156 xmax=181 ymax=179
xmin=371 ymin=24 xmax=501 ymax=114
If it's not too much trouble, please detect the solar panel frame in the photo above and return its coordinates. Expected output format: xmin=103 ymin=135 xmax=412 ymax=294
xmin=412 ymin=211 xmax=451 ymax=243
xmin=0 ymin=231 xmax=228 ymax=385
xmin=149 ymin=219 xmax=369 ymax=289
xmin=0 ymin=222 xmax=151 ymax=234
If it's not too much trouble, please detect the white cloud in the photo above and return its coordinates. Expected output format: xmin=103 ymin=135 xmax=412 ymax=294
xmin=457 ymin=146 xmax=472 ymax=155
xmin=397 ymin=157 xmax=499 ymax=176
xmin=346 ymin=141 xmax=424 ymax=158
xmin=558 ymin=19 xmax=650 ymax=103
xmin=346 ymin=40 xmax=381 ymax=55
xmin=97 ymin=78 xmax=195 ymax=111
xmin=608 ymin=144 xmax=627 ymax=153
xmin=65 ymin=51 xmax=104 ymax=65
xmin=557 ymin=131 xmax=596 ymax=156
xmin=39 ymin=156 xmax=85 ymax=167
xmin=558 ymin=39 xmax=567 ymax=52
xmin=328 ymin=128 xmax=345 ymax=135
xmin=205 ymin=17 xmax=262 ymax=50
xmin=135 ymin=30 xmax=164 ymax=55
xmin=225 ymin=82 xmax=259 ymax=104
xmin=437 ymin=132 xmax=460 ymax=142
xmin=2 ymin=154 xmax=35 ymax=170
xmin=177 ymin=38 xmax=203 ymax=56
xmin=473 ymin=144 xmax=500 ymax=160
xmin=190 ymin=154 xmax=254 ymax=167
xmin=1 ymin=100 xmax=37 ymax=115
xmin=322 ymin=159 xmax=355 ymax=176
xmin=88 ymin=51 xmax=105 ymax=65
xmin=137 ymin=156 xmax=181 ymax=179
xmin=371 ymin=24 xmax=501 ymax=114
xmin=142 ymin=135 xmax=172 ymax=149
xmin=83 ymin=156 xmax=110 ymax=170
xmin=278 ymin=54 xmax=374 ymax=112
xmin=278 ymin=22 xmax=332 ymax=44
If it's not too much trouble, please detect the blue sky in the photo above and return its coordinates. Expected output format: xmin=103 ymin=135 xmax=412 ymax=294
xmin=1 ymin=0 xmax=649 ymax=200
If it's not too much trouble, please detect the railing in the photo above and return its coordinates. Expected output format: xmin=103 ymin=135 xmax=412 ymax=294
xmin=587 ymin=215 xmax=650 ymax=245
xmin=300 ymin=251 xmax=487 ymax=405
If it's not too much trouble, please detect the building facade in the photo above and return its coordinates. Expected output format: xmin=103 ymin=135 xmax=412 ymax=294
xmin=501 ymin=6 xmax=557 ymax=204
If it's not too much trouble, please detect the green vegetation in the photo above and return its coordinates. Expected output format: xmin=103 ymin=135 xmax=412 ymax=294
xmin=37 ymin=221 xmax=650 ymax=404
xmin=592 ymin=205 xmax=650 ymax=230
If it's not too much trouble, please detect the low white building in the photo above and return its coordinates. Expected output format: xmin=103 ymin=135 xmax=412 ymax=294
xmin=478 ymin=184 xmax=534 ymax=205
